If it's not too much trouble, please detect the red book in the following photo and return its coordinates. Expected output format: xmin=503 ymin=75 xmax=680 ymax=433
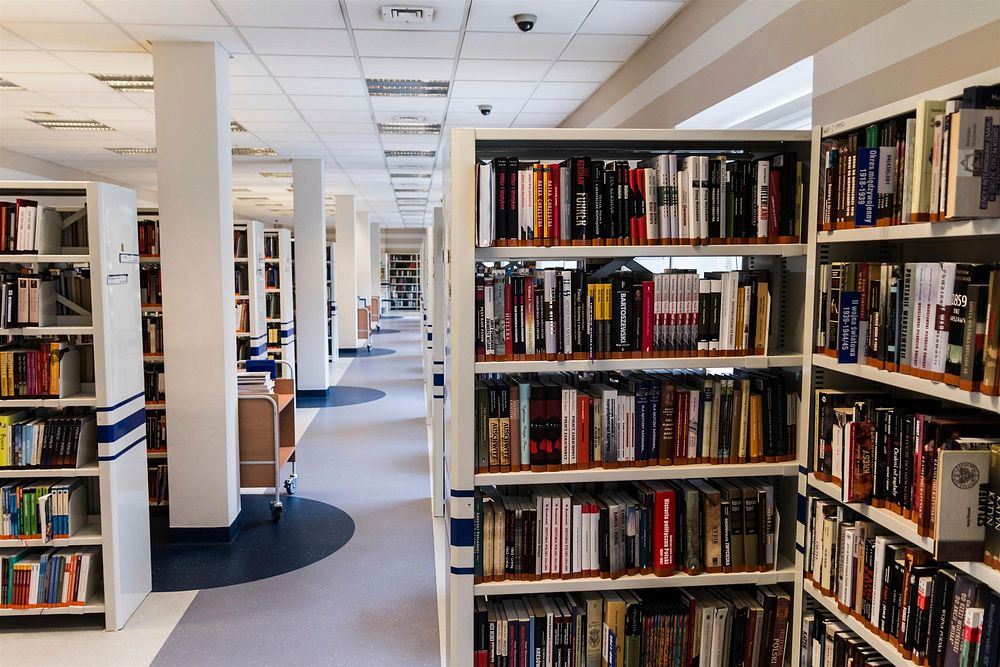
xmin=651 ymin=483 xmax=676 ymax=576
xmin=768 ymin=169 xmax=781 ymax=242
xmin=628 ymin=169 xmax=640 ymax=242
xmin=549 ymin=163 xmax=560 ymax=242
xmin=577 ymin=393 xmax=591 ymax=469
xmin=529 ymin=383 xmax=546 ymax=471
xmin=503 ymin=283 xmax=513 ymax=357
xmin=544 ymin=167 xmax=556 ymax=242
xmin=641 ymin=280 xmax=654 ymax=353
xmin=636 ymin=168 xmax=648 ymax=243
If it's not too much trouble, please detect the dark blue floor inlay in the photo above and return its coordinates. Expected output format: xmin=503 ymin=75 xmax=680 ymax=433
xmin=374 ymin=328 xmax=400 ymax=334
xmin=296 ymin=385 xmax=386 ymax=408
xmin=340 ymin=346 xmax=396 ymax=357
xmin=150 ymin=494 xmax=355 ymax=592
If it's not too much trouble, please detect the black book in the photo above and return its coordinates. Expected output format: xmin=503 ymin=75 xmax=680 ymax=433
xmin=925 ymin=569 xmax=956 ymax=667
xmin=493 ymin=157 xmax=508 ymax=241
xmin=591 ymin=160 xmax=605 ymax=239
xmin=506 ymin=158 xmax=518 ymax=241
xmin=603 ymin=163 xmax=617 ymax=241
xmin=616 ymin=161 xmax=629 ymax=240
xmin=611 ymin=274 xmax=632 ymax=353
xmin=571 ymin=157 xmax=590 ymax=241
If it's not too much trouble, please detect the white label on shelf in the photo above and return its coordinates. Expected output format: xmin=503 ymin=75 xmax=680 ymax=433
xmin=119 ymin=252 xmax=140 ymax=264
xmin=107 ymin=273 xmax=128 ymax=285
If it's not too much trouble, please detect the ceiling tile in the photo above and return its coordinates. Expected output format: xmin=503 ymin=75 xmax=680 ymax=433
xmin=241 ymin=28 xmax=353 ymax=57
xmin=71 ymin=106 xmax=153 ymax=121
xmin=345 ymin=0 xmax=466 ymax=30
xmin=300 ymin=109 xmax=373 ymax=123
xmin=544 ymin=60 xmax=621 ymax=82
xmin=0 ymin=90 xmax=63 ymax=108
xmin=51 ymin=50 xmax=154 ymax=76
xmin=450 ymin=80 xmax=536 ymax=98
xmin=240 ymin=120 xmax=313 ymax=133
xmin=354 ymin=30 xmax=459 ymax=58
xmin=228 ymin=54 xmax=269 ymax=76
xmin=0 ymin=28 xmax=38 ymax=51
xmin=513 ymin=112 xmax=566 ymax=127
xmin=5 ymin=22 xmax=143 ymax=52
xmin=466 ymin=0 xmax=596 ymax=33
xmin=219 ymin=1 xmax=345 ymax=28
xmin=461 ymin=32 xmax=566 ymax=60
xmin=561 ymin=34 xmax=645 ymax=61
xmin=521 ymin=98 xmax=580 ymax=113
xmin=446 ymin=98 xmax=525 ymax=114
xmin=0 ymin=50 xmax=78 ymax=73
xmin=533 ymin=80 xmax=600 ymax=99
xmin=229 ymin=109 xmax=302 ymax=122
xmin=310 ymin=121 xmax=376 ymax=134
xmin=289 ymin=94 xmax=370 ymax=110
xmin=89 ymin=0 xmax=227 ymax=25
xmin=4 ymin=72 xmax=113 ymax=92
xmin=230 ymin=76 xmax=284 ymax=95
xmin=278 ymin=76 xmax=366 ymax=96
xmin=579 ymin=0 xmax=684 ymax=35
xmin=263 ymin=56 xmax=360 ymax=78
xmin=0 ymin=1 xmax=104 ymax=22
xmin=455 ymin=59 xmax=549 ymax=81
xmin=58 ymin=91 xmax=145 ymax=108
xmin=123 ymin=24 xmax=248 ymax=54
xmin=446 ymin=110 xmax=516 ymax=126
xmin=230 ymin=94 xmax=295 ymax=110
xmin=360 ymin=57 xmax=454 ymax=80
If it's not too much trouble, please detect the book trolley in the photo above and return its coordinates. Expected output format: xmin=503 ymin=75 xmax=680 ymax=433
xmin=0 ymin=181 xmax=151 ymax=629
xmin=263 ymin=228 xmax=296 ymax=373
xmin=794 ymin=70 xmax=1000 ymax=666
xmin=444 ymin=129 xmax=813 ymax=664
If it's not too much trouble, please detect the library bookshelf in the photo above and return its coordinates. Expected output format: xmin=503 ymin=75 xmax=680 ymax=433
xmin=794 ymin=68 xmax=1000 ymax=666
xmin=387 ymin=252 xmax=421 ymax=312
xmin=444 ymin=128 xmax=813 ymax=664
xmin=326 ymin=241 xmax=336 ymax=357
xmin=137 ymin=211 xmax=168 ymax=507
xmin=0 ymin=181 xmax=151 ymax=629
xmin=263 ymin=228 xmax=296 ymax=373
xmin=234 ymin=220 xmax=266 ymax=361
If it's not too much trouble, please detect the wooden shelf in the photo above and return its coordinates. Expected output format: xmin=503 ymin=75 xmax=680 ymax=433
xmin=0 ymin=521 xmax=102 ymax=547
xmin=0 ymin=254 xmax=90 ymax=264
xmin=475 ymin=558 xmax=795 ymax=595
xmin=0 ymin=594 xmax=105 ymax=617
xmin=476 ymin=243 xmax=807 ymax=261
xmin=0 ymin=463 xmax=99 ymax=478
xmin=812 ymin=354 xmax=1000 ymax=414
xmin=0 ymin=325 xmax=92 ymax=336
xmin=817 ymin=217 xmax=1000 ymax=243
xmin=476 ymin=353 xmax=802 ymax=374
xmin=145 ymin=401 xmax=166 ymax=410
xmin=146 ymin=450 xmax=167 ymax=459
xmin=143 ymin=354 xmax=163 ymax=361
xmin=477 ymin=461 xmax=797 ymax=486
xmin=0 ymin=390 xmax=97 ymax=408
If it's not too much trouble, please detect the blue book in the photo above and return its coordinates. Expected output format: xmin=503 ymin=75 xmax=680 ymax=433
xmin=855 ymin=148 xmax=879 ymax=226
xmin=838 ymin=291 xmax=861 ymax=363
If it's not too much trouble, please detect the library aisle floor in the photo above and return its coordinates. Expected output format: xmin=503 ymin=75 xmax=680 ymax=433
xmin=0 ymin=315 xmax=443 ymax=667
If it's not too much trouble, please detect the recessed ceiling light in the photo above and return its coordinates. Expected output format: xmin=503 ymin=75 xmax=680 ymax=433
xmin=0 ymin=78 xmax=23 ymax=90
xmin=390 ymin=172 xmax=431 ymax=179
xmin=259 ymin=172 xmax=293 ymax=178
xmin=385 ymin=150 xmax=435 ymax=158
xmin=30 ymin=118 xmax=114 ymax=131
xmin=92 ymin=74 xmax=154 ymax=92
xmin=232 ymin=147 xmax=278 ymax=157
xmin=393 ymin=188 xmax=429 ymax=193
xmin=366 ymin=79 xmax=448 ymax=97
xmin=233 ymin=187 xmax=253 ymax=192
xmin=378 ymin=122 xmax=440 ymax=135
xmin=106 ymin=146 xmax=157 ymax=156
xmin=236 ymin=196 xmax=271 ymax=201
xmin=231 ymin=120 xmax=248 ymax=133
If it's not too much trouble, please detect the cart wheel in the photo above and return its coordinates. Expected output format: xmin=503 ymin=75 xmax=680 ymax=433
xmin=270 ymin=500 xmax=283 ymax=522
xmin=284 ymin=474 xmax=298 ymax=495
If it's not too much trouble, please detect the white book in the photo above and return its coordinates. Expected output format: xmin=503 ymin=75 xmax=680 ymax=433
xmin=677 ymin=168 xmax=689 ymax=242
xmin=928 ymin=114 xmax=945 ymax=218
xmin=542 ymin=495 xmax=552 ymax=575
xmin=568 ymin=387 xmax=577 ymax=465
xmin=644 ymin=167 xmax=658 ymax=241
xmin=901 ymin=118 xmax=917 ymax=223
xmin=870 ymin=536 xmax=905 ymax=626
xmin=709 ymin=278 xmax=722 ymax=352
xmin=727 ymin=272 xmax=739 ymax=351
xmin=929 ymin=262 xmax=957 ymax=375
xmin=698 ymin=156 xmax=710 ymax=240
xmin=687 ymin=388 xmax=699 ymax=460
xmin=686 ymin=157 xmax=700 ymax=242
xmin=477 ymin=161 xmax=494 ymax=247
xmin=718 ymin=156 xmax=728 ymax=239
xmin=543 ymin=270 xmax=556 ymax=354
xmin=562 ymin=270 xmax=573 ymax=355
xmin=483 ymin=277 xmax=495 ymax=356
xmin=551 ymin=492 xmax=561 ymax=576
xmin=561 ymin=387 xmax=571 ymax=466
xmin=572 ymin=501 xmax=583 ymax=575
xmin=561 ymin=492 xmax=571 ymax=577
xmin=560 ymin=164 xmax=571 ymax=241
xmin=710 ymin=602 xmax=729 ymax=667
xmin=534 ymin=496 xmax=543 ymax=576
xmin=756 ymin=159 xmax=770 ymax=240
xmin=698 ymin=600 xmax=715 ymax=665
xmin=836 ymin=523 xmax=856 ymax=606
xmin=655 ymin=154 xmax=670 ymax=239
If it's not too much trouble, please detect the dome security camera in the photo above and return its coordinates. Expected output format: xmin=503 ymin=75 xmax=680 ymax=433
xmin=478 ymin=104 xmax=493 ymax=116
xmin=513 ymin=13 xmax=536 ymax=32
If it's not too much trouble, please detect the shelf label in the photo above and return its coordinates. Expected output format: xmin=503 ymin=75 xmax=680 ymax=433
xmin=107 ymin=273 xmax=128 ymax=285
xmin=119 ymin=252 xmax=140 ymax=264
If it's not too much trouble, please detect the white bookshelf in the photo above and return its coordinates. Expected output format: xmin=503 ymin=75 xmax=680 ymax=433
xmin=0 ymin=181 xmax=151 ymax=630
xmin=387 ymin=252 xmax=421 ymax=311
xmin=444 ymin=128 xmax=813 ymax=665
xmin=137 ymin=211 xmax=168 ymax=506
xmin=793 ymin=68 xmax=1000 ymax=666
xmin=326 ymin=241 xmax=336 ymax=357
xmin=264 ymin=228 xmax=296 ymax=374
xmin=234 ymin=221 xmax=266 ymax=361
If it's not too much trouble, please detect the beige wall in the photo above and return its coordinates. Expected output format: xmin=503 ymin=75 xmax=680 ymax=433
xmin=564 ymin=0 xmax=999 ymax=130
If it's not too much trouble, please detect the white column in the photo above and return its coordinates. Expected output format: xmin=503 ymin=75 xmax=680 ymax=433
xmin=292 ymin=159 xmax=330 ymax=393
xmin=335 ymin=195 xmax=359 ymax=350
xmin=369 ymin=222 xmax=381 ymax=311
xmin=430 ymin=207 xmax=445 ymax=516
xmin=356 ymin=209 xmax=371 ymax=305
xmin=153 ymin=41 xmax=239 ymax=532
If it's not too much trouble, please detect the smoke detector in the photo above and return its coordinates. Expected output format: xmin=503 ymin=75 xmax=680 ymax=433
xmin=381 ymin=6 xmax=434 ymax=23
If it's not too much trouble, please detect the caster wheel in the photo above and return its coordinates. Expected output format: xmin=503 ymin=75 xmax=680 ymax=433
xmin=284 ymin=475 xmax=298 ymax=495
xmin=270 ymin=501 xmax=283 ymax=522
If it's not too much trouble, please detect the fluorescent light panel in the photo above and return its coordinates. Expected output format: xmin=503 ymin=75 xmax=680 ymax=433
xmin=231 ymin=121 xmax=248 ymax=132
xmin=92 ymin=74 xmax=154 ymax=92
xmin=377 ymin=122 xmax=440 ymax=135
xmin=232 ymin=147 xmax=278 ymax=157
xmin=0 ymin=78 xmax=23 ymax=90
xmin=385 ymin=150 xmax=435 ymax=158
xmin=366 ymin=79 xmax=448 ymax=97
xmin=107 ymin=147 xmax=156 ymax=155
xmin=31 ymin=118 xmax=114 ymax=131
xmin=259 ymin=172 xmax=293 ymax=178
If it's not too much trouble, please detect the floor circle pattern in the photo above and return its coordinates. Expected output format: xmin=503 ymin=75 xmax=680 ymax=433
xmin=296 ymin=385 xmax=386 ymax=408
xmin=150 ymin=494 xmax=355 ymax=592
xmin=380 ymin=315 xmax=403 ymax=319
xmin=340 ymin=346 xmax=396 ymax=357
xmin=374 ymin=328 xmax=400 ymax=334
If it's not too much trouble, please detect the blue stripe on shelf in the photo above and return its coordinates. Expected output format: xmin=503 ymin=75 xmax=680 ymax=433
xmin=433 ymin=373 xmax=444 ymax=387
xmin=96 ymin=390 xmax=144 ymax=413
xmin=433 ymin=360 xmax=444 ymax=365
xmin=450 ymin=517 xmax=473 ymax=547
xmin=97 ymin=434 xmax=146 ymax=461
xmin=797 ymin=493 xmax=808 ymax=525
xmin=426 ymin=332 xmax=432 ymax=342
xmin=798 ymin=465 xmax=808 ymax=475
xmin=433 ymin=394 xmax=444 ymax=399
xmin=796 ymin=543 xmax=806 ymax=554
xmin=450 ymin=488 xmax=474 ymax=498
xmin=250 ymin=343 xmax=267 ymax=356
xmin=97 ymin=407 xmax=146 ymax=444
xmin=280 ymin=328 xmax=295 ymax=339
xmin=250 ymin=332 xmax=267 ymax=341
xmin=451 ymin=566 xmax=474 ymax=576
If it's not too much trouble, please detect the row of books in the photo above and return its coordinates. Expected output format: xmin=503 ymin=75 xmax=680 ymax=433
xmin=140 ymin=265 xmax=162 ymax=305
xmin=1 ymin=477 xmax=86 ymax=540
xmin=802 ymin=610 xmax=890 ymax=667
xmin=264 ymin=265 xmax=279 ymax=289
xmin=474 ymin=479 xmax=777 ymax=584
xmin=143 ymin=365 xmax=164 ymax=403
xmin=476 ymin=268 xmax=771 ymax=361
xmin=142 ymin=312 xmax=163 ymax=356
xmin=0 ymin=270 xmax=92 ymax=327
xmin=263 ymin=233 xmax=280 ymax=259
xmin=148 ymin=464 xmax=167 ymax=506
xmin=813 ymin=389 xmax=1000 ymax=554
xmin=267 ymin=322 xmax=280 ymax=347
xmin=234 ymin=264 xmax=250 ymax=295
xmin=0 ymin=199 xmax=43 ymax=254
xmin=146 ymin=413 xmax=166 ymax=452
xmin=818 ymin=84 xmax=1000 ymax=230
xmin=233 ymin=228 xmax=248 ymax=259
xmin=476 ymin=153 xmax=804 ymax=247
xmin=805 ymin=503 xmax=1000 ymax=667
xmin=0 ymin=409 xmax=95 ymax=469
xmin=1 ymin=546 xmax=102 ymax=608
xmin=236 ymin=338 xmax=251 ymax=361
xmin=235 ymin=301 xmax=250 ymax=335
xmin=137 ymin=218 xmax=160 ymax=256
xmin=53 ymin=268 xmax=90 ymax=317
xmin=475 ymin=370 xmax=797 ymax=473
xmin=475 ymin=585 xmax=790 ymax=667
xmin=266 ymin=293 xmax=280 ymax=319
xmin=818 ymin=261 xmax=1000 ymax=395
xmin=0 ymin=341 xmax=68 ymax=399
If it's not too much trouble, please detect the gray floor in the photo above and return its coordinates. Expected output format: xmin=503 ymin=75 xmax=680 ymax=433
xmin=153 ymin=315 xmax=440 ymax=666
